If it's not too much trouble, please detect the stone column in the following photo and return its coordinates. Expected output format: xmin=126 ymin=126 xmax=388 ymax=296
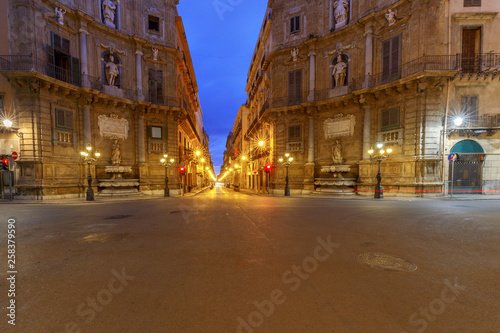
xmin=364 ymin=26 xmax=374 ymax=88
xmin=329 ymin=0 xmax=334 ymax=30
xmin=136 ymin=51 xmax=144 ymax=100
xmin=138 ymin=114 xmax=146 ymax=163
xmin=308 ymin=116 xmax=315 ymax=163
xmin=79 ymin=28 xmax=89 ymax=87
xmin=307 ymin=52 xmax=316 ymax=102
xmin=363 ymin=105 xmax=371 ymax=160
xmin=304 ymin=114 xmax=315 ymax=193
xmin=83 ymin=104 xmax=91 ymax=146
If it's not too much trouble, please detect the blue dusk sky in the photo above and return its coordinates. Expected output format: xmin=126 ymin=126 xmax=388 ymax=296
xmin=177 ymin=0 xmax=269 ymax=175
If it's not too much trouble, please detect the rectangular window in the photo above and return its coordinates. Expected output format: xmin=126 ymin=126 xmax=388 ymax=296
xmin=461 ymin=96 xmax=479 ymax=122
xmin=148 ymin=15 xmax=160 ymax=32
xmin=464 ymin=0 xmax=481 ymax=7
xmin=381 ymin=35 xmax=401 ymax=84
xmin=290 ymin=16 xmax=300 ymax=34
xmin=381 ymin=108 xmax=400 ymax=132
xmin=288 ymin=69 xmax=302 ymax=105
xmin=0 ymin=95 xmax=4 ymax=112
xmin=55 ymin=108 xmax=74 ymax=130
xmin=288 ymin=125 xmax=302 ymax=142
xmin=47 ymin=32 xmax=80 ymax=86
xmin=152 ymin=126 xmax=162 ymax=139
xmin=148 ymin=69 xmax=164 ymax=104
xmin=462 ymin=27 xmax=481 ymax=73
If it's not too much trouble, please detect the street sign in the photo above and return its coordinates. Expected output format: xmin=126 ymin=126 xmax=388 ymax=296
xmin=448 ymin=153 xmax=458 ymax=162
xmin=11 ymin=152 xmax=18 ymax=160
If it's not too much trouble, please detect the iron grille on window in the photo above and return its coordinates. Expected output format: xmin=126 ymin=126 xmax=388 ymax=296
xmin=464 ymin=0 xmax=481 ymax=7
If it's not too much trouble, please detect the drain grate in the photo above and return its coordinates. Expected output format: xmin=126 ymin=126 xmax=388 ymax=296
xmin=356 ymin=253 xmax=417 ymax=272
xmin=104 ymin=215 xmax=133 ymax=220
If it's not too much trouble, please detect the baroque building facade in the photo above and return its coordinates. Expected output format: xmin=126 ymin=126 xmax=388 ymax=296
xmin=0 ymin=0 xmax=214 ymax=199
xmin=233 ymin=0 xmax=500 ymax=196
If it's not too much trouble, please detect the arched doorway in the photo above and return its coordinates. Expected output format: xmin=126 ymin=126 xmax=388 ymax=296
xmin=449 ymin=140 xmax=485 ymax=194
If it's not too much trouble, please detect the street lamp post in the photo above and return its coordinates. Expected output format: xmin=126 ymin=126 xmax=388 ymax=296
xmin=80 ymin=146 xmax=100 ymax=201
xmin=279 ymin=153 xmax=293 ymax=197
xmin=368 ymin=143 xmax=392 ymax=199
xmin=161 ymin=154 xmax=175 ymax=197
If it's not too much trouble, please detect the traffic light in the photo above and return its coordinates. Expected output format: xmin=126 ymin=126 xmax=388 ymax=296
xmin=1 ymin=157 xmax=9 ymax=171
xmin=264 ymin=164 xmax=272 ymax=174
xmin=179 ymin=166 xmax=186 ymax=176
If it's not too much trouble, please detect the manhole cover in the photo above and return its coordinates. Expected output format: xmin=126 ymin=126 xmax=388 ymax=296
xmin=104 ymin=215 xmax=133 ymax=220
xmin=356 ymin=253 xmax=417 ymax=272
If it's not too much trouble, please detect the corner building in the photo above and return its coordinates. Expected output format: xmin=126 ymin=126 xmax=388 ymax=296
xmin=0 ymin=0 xmax=212 ymax=198
xmin=239 ymin=0 xmax=500 ymax=196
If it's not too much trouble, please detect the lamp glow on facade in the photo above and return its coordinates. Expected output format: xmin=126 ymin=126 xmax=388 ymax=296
xmin=3 ymin=119 xmax=13 ymax=128
xmin=258 ymin=140 xmax=264 ymax=147
xmin=454 ymin=117 xmax=464 ymax=126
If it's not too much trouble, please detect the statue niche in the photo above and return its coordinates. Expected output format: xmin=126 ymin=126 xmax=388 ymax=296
xmin=333 ymin=0 xmax=350 ymax=29
xmin=331 ymin=54 xmax=349 ymax=89
xmin=101 ymin=0 xmax=120 ymax=29
xmin=101 ymin=51 xmax=122 ymax=88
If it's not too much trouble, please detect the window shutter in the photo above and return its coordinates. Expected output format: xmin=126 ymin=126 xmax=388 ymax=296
xmin=71 ymin=56 xmax=81 ymax=86
xmin=53 ymin=33 xmax=62 ymax=51
xmin=163 ymin=126 xmax=168 ymax=140
xmin=62 ymin=37 xmax=71 ymax=55
xmin=391 ymin=35 xmax=401 ymax=81
xmin=148 ymin=69 xmax=156 ymax=102
xmin=290 ymin=17 xmax=294 ymax=33
xmin=382 ymin=39 xmax=391 ymax=83
xmin=156 ymin=70 xmax=164 ymax=103
xmin=295 ymin=70 xmax=302 ymax=102
xmin=146 ymin=125 xmax=152 ymax=138
xmin=295 ymin=16 xmax=300 ymax=32
xmin=65 ymin=110 xmax=74 ymax=129
xmin=288 ymin=71 xmax=296 ymax=103
xmin=47 ymin=45 xmax=55 ymax=77
xmin=55 ymin=109 xmax=64 ymax=127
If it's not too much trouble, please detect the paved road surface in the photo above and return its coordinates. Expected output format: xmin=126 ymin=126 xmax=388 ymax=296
xmin=1 ymin=186 xmax=499 ymax=332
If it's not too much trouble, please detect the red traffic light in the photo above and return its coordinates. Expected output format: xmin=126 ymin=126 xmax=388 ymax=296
xmin=1 ymin=158 xmax=9 ymax=171
xmin=264 ymin=164 xmax=272 ymax=173
xmin=179 ymin=166 xmax=186 ymax=175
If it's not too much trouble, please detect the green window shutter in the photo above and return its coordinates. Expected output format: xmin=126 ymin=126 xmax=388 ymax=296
xmin=163 ymin=126 xmax=168 ymax=140
xmin=71 ymin=56 xmax=81 ymax=86
xmin=55 ymin=109 xmax=64 ymax=127
xmin=65 ymin=110 xmax=74 ymax=129
xmin=146 ymin=125 xmax=152 ymax=138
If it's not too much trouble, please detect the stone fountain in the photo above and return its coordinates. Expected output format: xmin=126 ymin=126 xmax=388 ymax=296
xmin=97 ymin=114 xmax=139 ymax=196
xmin=315 ymin=139 xmax=356 ymax=195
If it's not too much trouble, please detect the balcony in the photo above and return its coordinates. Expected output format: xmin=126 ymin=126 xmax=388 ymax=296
xmin=0 ymin=55 xmax=81 ymax=87
xmin=268 ymin=54 xmax=500 ymax=109
xmin=447 ymin=114 xmax=500 ymax=136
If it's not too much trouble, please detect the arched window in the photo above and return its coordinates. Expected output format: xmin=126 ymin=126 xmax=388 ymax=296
xmin=331 ymin=53 xmax=349 ymax=89
xmin=101 ymin=51 xmax=122 ymax=88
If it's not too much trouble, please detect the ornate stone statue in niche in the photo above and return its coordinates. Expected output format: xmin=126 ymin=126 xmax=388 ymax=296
xmin=111 ymin=139 xmax=121 ymax=166
xmin=105 ymin=54 xmax=120 ymax=86
xmin=291 ymin=48 xmax=299 ymax=62
xmin=385 ymin=9 xmax=397 ymax=26
xmin=102 ymin=0 xmax=119 ymax=28
xmin=332 ymin=54 xmax=347 ymax=87
xmin=152 ymin=47 xmax=159 ymax=61
xmin=331 ymin=139 xmax=343 ymax=165
xmin=333 ymin=0 xmax=349 ymax=28
xmin=55 ymin=7 xmax=66 ymax=25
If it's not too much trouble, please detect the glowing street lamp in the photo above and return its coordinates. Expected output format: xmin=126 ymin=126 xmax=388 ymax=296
xmin=81 ymin=145 xmax=100 ymax=201
xmin=368 ymin=143 xmax=392 ymax=199
xmin=453 ymin=117 xmax=464 ymax=127
xmin=3 ymin=119 xmax=13 ymax=128
xmin=258 ymin=140 xmax=264 ymax=147
xmin=279 ymin=153 xmax=294 ymax=196
xmin=161 ymin=154 xmax=175 ymax=197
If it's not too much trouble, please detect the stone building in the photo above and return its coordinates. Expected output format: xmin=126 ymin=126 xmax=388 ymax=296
xmin=236 ymin=0 xmax=500 ymax=196
xmin=0 ymin=0 xmax=213 ymax=199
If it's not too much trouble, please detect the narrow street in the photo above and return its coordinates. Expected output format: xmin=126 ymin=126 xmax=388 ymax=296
xmin=1 ymin=187 xmax=499 ymax=332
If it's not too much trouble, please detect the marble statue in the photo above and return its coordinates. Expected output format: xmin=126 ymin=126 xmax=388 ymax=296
xmin=152 ymin=48 xmax=159 ymax=61
xmin=55 ymin=7 xmax=66 ymax=25
xmin=291 ymin=48 xmax=299 ymax=62
xmin=332 ymin=55 xmax=347 ymax=87
xmin=103 ymin=0 xmax=119 ymax=28
xmin=385 ymin=9 xmax=397 ymax=26
xmin=111 ymin=140 xmax=121 ymax=166
xmin=334 ymin=0 xmax=350 ymax=28
xmin=105 ymin=54 xmax=119 ymax=86
xmin=332 ymin=139 xmax=343 ymax=165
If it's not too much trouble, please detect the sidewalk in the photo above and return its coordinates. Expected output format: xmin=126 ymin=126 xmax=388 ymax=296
xmin=0 ymin=186 xmax=211 ymax=204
